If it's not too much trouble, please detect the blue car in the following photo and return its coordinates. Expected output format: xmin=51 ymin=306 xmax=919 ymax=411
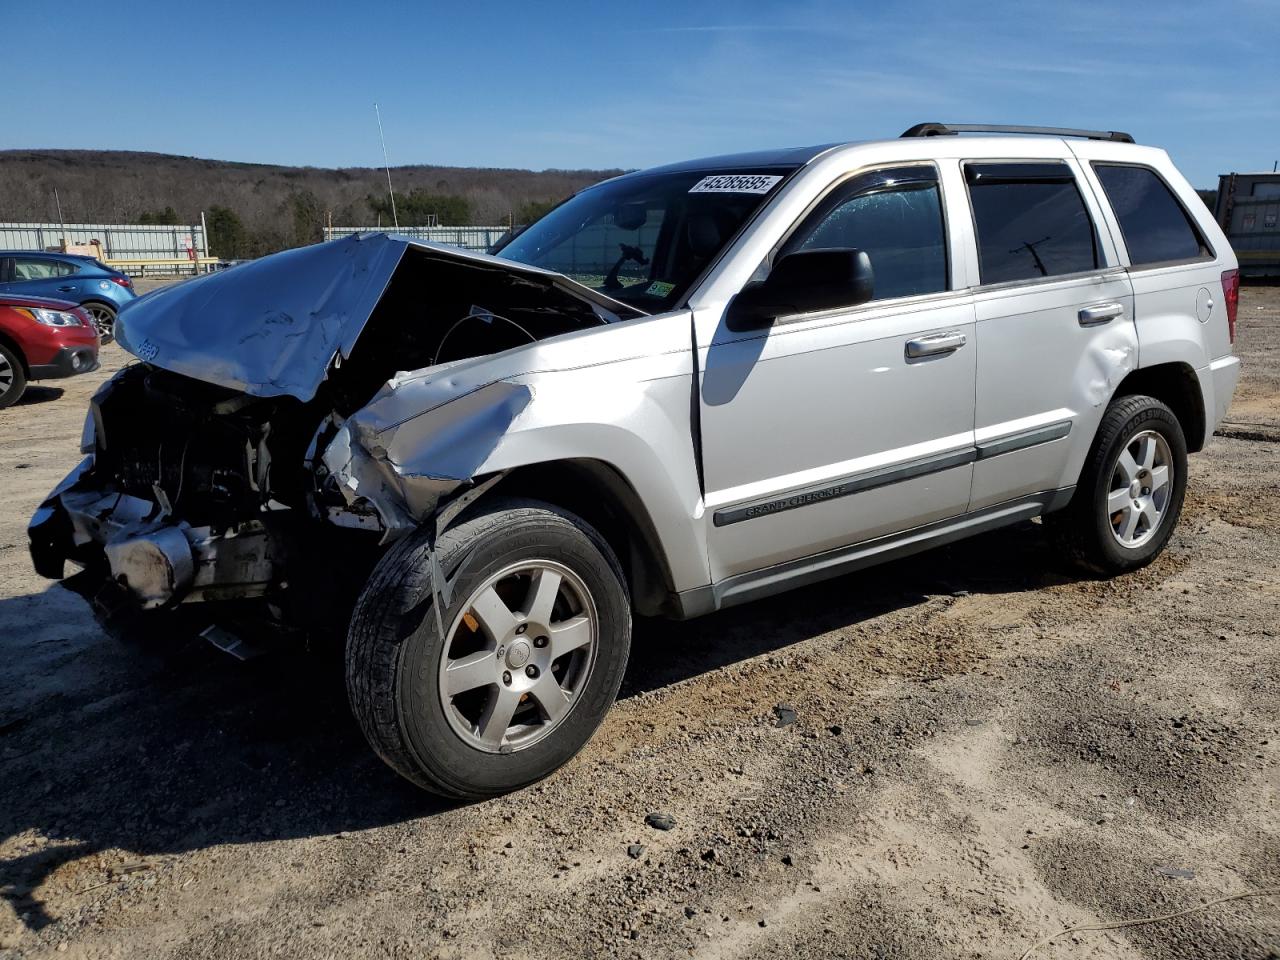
xmin=0 ymin=251 xmax=136 ymax=343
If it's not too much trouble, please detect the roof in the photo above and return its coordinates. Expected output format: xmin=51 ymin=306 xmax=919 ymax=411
xmin=609 ymin=125 xmax=1150 ymax=182
xmin=619 ymin=143 xmax=845 ymax=177
xmin=0 ymin=249 xmax=90 ymax=258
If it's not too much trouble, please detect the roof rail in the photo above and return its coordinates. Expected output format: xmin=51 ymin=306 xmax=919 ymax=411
xmin=900 ymin=122 xmax=1135 ymax=144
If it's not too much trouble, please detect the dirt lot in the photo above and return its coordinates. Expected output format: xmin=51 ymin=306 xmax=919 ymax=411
xmin=1 ymin=286 xmax=1277 ymax=959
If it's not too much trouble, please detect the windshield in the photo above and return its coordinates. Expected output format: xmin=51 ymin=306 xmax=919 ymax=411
xmin=496 ymin=167 xmax=794 ymax=311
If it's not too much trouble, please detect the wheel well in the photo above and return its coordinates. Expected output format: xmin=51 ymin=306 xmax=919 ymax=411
xmin=481 ymin=460 xmax=677 ymax=617
xmin=1113 ymin=362 xmax=1206 ymax=452
xmin=0 ymin=330 xmax=28 ymax=376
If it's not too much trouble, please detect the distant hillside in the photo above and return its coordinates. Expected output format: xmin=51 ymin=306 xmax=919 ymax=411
xmin=0 ymin=150 xmax=622 ymax=257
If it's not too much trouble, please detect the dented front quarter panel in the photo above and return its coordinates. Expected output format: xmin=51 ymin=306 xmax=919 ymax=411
xmin=327 ymin=311 xmax=711 ymax=592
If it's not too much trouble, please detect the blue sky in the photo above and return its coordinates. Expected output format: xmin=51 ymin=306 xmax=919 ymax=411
xmin=1 ymin=0 xmax=1277 ymax=187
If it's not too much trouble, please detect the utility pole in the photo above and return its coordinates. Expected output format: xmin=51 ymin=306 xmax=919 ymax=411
xmin=374 ymin=102 xmax=399 ymax=229
xmin=200 ymin=210 xmax=209 ymax=272
xmin=53 ymin=188 xmax=67 ymax=249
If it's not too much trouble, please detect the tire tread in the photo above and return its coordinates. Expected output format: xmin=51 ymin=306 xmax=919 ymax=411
xmin=1053 ymin=394 xmax=1186 ymax=574
xmin=346 ymin=498 xmax=627 ymax=797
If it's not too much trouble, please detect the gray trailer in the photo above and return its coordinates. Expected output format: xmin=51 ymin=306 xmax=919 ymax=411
xmin=1215 ymin=172 xmax=1280 ymax=278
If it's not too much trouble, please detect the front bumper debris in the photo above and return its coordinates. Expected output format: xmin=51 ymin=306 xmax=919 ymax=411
xmin=30 ymin=460 xmax=279 ymax=611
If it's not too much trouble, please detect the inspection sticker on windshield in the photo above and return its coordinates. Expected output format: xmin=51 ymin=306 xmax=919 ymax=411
xmin=689 ymin=174 xmax=782 ymax=194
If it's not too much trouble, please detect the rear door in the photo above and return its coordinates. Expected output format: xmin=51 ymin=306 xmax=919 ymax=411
xmin=695 ymin=163 xmax=978 ymax=581
xmin=1075 ymin=150 xmax=1226 ymax=367
xmin=957 ymin=156 xmax=1135 ymax=510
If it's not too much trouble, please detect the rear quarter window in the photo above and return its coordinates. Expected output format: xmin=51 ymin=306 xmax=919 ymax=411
xmin=965 ymin=162 xmax=1099 ymax=284
xmin=1092 ymin=164 xmax=1210 ymax=265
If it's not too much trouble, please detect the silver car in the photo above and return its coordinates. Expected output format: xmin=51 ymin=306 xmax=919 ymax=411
xmin=30 ymin=123 xmax=1241 ymax=796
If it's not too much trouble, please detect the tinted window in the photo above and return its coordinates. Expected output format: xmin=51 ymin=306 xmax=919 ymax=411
xmin=1093 ymin=164 xmax=1209 ymax=265
xmin=966 ymin=163 xmax=1098 ymax=284
xmin=783 ymin=166 xmax=947 ymax=301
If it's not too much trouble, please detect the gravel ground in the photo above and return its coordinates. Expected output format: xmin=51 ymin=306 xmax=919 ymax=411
xmin=1 ymin=285 xmax=1277 ymax=959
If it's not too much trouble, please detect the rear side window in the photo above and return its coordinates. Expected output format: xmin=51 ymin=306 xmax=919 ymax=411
xmin=782 ymin=165 xmax=948 ymax=301
xmin=1092 ymin=164 xmax=1210 ymax=265
xmin=965 ymin=162 xmax=1098 ymax=284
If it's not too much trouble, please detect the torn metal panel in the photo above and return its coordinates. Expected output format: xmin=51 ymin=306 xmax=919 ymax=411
xmin=115 ymin=233 xmax=640 ymax=402
xmin=320 ymin=420 xmax=425 ymax=536
xmin=324 ymin=379 xmax=532 ymax=534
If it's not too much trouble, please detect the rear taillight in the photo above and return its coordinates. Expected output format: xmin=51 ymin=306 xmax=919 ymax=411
xmin=110 ymin=275 xmax=132 ymax=289
xmin=1220 ymin=269 xmax=1239 ymax=344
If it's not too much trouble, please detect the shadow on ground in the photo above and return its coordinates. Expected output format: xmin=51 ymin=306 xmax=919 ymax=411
xmin=0 ymin=518 xmax=1078 ymax=930
xmin=12 ymin=386 xmax=65 ymax=407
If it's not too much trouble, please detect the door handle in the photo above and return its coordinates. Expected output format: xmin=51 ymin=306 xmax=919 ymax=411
xmin=57 ymin=285 xmax=76 ymax=292
xmin=906 ymin=331 xmax=967 ymax=359
xmin=1078 ymin=303 xmax=1124 ymax=326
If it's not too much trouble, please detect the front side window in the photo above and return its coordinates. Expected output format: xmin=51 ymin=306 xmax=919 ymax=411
xmin=497 ymin=167 xmax=793 ymax=311
xmin=966 ymin=163 xmax=1098 ymax=284
xmin=780 ymin=166 xmax=948 ymax=301
xmin=1093 ymin=164 xmax=1209 ymax=265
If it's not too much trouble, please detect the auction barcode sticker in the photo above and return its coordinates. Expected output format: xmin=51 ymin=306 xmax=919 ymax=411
xmin=688 ymin=174 xmax=782 ymax=194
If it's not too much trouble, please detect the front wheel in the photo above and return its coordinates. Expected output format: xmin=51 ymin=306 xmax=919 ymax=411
xmin=346 ymin=498 xmax=632 ymax=797
xmin=0 ymin=342 xmax=28 ymax=409
xmin=1054 ymin=395 xmax=1188 ymax=574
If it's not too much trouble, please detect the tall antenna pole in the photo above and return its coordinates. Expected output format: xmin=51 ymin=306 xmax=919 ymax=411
xmin=53 ymin=187 xmax=67 ymax=247
xmin=374 ymin=102 xmax=399 ymax=229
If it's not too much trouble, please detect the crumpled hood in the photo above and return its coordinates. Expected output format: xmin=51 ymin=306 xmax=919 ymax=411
xmin=115 ymin=232 xmax=631 ymax=402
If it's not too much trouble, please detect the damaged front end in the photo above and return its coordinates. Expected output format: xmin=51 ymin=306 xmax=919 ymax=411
xmin=29 ymin=233 xmax=632 ymax=640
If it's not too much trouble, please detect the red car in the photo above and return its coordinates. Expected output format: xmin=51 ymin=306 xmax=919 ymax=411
xmin=0 ymin=294 xmax=100 ymax=408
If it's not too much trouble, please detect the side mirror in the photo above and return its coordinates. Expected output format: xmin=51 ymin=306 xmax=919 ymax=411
xmin=727 ymin=249 xmax=874 ymax=330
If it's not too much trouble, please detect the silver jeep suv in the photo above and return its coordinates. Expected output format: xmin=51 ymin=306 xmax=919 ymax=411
xmin=30 ymin=123 xmax=1241 ymax=796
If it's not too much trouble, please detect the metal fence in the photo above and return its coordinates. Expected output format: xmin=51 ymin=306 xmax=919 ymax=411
xmin=0 ymin=221 xmax=207 ymax=262
xmin=323 ymin=225 xmax=509 ymax=252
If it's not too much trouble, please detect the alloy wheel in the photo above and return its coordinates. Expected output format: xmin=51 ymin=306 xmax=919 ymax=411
xmin=85 ymin=305 xmax=115 ymax=342
xmin=437 ymin=560 xmax=598 ymax=753
xmin=0 ymin=352 xmax=13 ymax=397
xmin=1107 ymin=429 xmax=1174 ymax=549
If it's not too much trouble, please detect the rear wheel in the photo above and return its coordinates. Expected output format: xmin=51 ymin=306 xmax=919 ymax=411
xmin=1054 ymin=395 xmax=1188 ymax=574
xmin=83 ymin=302 xmax=116 ymax=344
xmin=346 ymin=498 xmax=632 ymax=797
xmin=0 ymin=343 xmax=27 ymax=409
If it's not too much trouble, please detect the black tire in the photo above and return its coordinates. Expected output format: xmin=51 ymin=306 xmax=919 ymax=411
xmin=346 ymin=497 xmax=632 ymax=797
xmin=1053 ymin=395 xmax=1188 ymax=574
xmin=83 ymin=302 xmax=116 ymax=344
xmin=0 ymin=342 xmax=27 ymax=409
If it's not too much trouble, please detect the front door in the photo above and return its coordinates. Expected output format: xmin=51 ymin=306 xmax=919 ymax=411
xmin=696 ymin=165 xmax=978 ymax=581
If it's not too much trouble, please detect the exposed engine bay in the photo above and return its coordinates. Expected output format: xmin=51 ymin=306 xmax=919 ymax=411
xmin=28 ymin=236 xmax=624 ymax=641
